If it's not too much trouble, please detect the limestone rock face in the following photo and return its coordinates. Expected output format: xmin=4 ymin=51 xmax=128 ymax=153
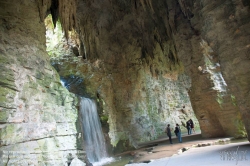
xmin=200 ymin=0 xmax=250 ymax=138
xmin=1 ymin=1 xmax=250 ymax=165
xmin=73 ymin=0 xmax=249 ymax=144
xmin=173 ymin=0 xmax=249 ymax=138
xmin=53 ymin=55 xmax=198 ymax=148
xmin=50 ymin=0 xmax=200 ymax=149
xmin=0 ymin=0 xmax=85 ymax=165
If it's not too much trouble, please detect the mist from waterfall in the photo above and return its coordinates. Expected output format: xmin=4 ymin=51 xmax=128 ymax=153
xmin=79 ymin=97 xmax=111 ymax=165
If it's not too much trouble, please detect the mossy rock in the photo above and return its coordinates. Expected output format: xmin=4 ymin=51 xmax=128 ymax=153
xmin=0 ymin=87 xmax=16 ymax=108
xmin=0 ymin=111 xmax=9 ymax=122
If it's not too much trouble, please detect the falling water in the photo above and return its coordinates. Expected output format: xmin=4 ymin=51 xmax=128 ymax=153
xmin=79 ymin=97 xmax=109 ymax=164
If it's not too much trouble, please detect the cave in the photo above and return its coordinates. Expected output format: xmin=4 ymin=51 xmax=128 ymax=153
xmin=0 ymin=0 xmax=249 ymax=165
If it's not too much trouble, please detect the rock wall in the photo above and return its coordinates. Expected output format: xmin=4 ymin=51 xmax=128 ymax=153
xmin=48 ymin=0 xmax=199 ymax=150
xmin=173 ymin=0 xmax=249 ymax=139
xmin=52 ymin=55 xmax=198 ymax=149
xmin=1 ymin=1 xmax=249 ymax=165
xmin=74 ymin=0 xmax=248 ymax=145
xmin=0 ymin=0 xmax=84 ymax=165
xmin=198 ymin=0 xmax=250 ymax=139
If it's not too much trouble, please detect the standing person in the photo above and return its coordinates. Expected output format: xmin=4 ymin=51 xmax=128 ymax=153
xmin=175 ymin=124 xmax=182 ymax=143
xmin=189 ymin=119 xmax=195 ymax=134
xmin=165 ymin=124 xmax=173 ymax=144
xmin=186 ymin=120 xmax=191 ymax=135
xmin=66 ymin=153 xmax=74 ymax=166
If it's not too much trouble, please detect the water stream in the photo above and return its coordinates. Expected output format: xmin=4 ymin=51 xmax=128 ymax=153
xmin=79 ymin=97 xmax=113 ymax=165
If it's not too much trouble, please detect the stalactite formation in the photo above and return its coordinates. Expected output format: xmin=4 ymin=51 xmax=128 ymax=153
xmin=1 ymin=0 xmax=250 ymax=165
xmin=36 ymin=0 xmax=77 ymax=38
xmin=177 ymin=0 xmax=194 ymax=19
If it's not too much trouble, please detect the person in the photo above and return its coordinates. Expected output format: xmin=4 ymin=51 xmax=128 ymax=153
xmin=174 ymin=127 xmax=178 ymax=137
xmin=66 ymin=153 xmax=74 ymax=166
xmin=174 ymin=124 xmax=182 ymax=143
xmin=165 ymin=124 xmax=173 ymax=144
xmin=186 ymin=120 xmax=191 ymax=135
xmin=189 ymin=119 xmax=195 ymax=134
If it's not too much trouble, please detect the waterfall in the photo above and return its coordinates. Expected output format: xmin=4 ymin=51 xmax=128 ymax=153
xmin=79 ymin=97 xmax=108 ymax=164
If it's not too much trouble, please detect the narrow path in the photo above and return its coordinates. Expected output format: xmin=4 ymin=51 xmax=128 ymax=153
xmin=126 ymin=141 xmax=250 ymax=166
xmin=124 ymin=133 xmax=249 ymax=166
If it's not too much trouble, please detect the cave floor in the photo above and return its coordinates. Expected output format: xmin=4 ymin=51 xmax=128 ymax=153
xmin=119 ymin=133 xmax=250 ymax=166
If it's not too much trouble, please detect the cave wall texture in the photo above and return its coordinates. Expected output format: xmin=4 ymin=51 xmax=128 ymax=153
xmin=72 ymin=0 xmax=249 ymax=147
xmin=174 ymin=0 xmax=250 ymax=138
xmin=0 ymin=0 xmax=250 ymax=165
xmin=50 ymin=0 xmax=200 ymax=150
xmin=0 ymin=0 xmax=84 ymax=165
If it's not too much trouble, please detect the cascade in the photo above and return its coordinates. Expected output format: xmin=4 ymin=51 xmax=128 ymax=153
xmin=79 ymin=97 xmax=108 ymax=164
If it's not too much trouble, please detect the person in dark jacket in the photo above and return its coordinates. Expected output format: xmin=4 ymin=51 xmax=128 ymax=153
xmin=189 ymin=119 xmax=195 ymax=134
xmin=186 ymin=120 xmax=191 ymax=135
xmin=165 ymin=124 xmax=173 ymax=144
xmin=174 ymin=123 xmax=182 ymax=143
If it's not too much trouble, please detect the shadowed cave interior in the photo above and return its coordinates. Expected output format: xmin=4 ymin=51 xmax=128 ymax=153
xmin=0 ymin=0 xmax=250 ymax=165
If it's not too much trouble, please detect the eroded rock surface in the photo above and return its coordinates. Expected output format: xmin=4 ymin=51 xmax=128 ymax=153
xmin=174 ymin=0 xmax=249 ymax=138
xmin=0 ymin=0 xmax=85 ymax=165
xmin=71 ymin=0 xmax=248 ymax=147
xmin=0 ymin=0 xmax=250 ymax=165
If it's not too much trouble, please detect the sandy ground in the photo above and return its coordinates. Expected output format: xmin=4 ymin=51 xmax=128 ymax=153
xmin=120 ymin=132 xmax=250 ymax=166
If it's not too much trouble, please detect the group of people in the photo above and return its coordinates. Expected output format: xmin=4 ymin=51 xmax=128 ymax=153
xmin=165 ymin=119 xmax=195 ymax=144
xmin=165 ymin=123 xmax=182 ymax=144
xmin=186 ymin=119 xmax=195 ymax=135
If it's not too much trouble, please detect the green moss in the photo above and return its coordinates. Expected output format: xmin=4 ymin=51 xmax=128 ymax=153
xmin=0 ymin=63 xmax=16 ymax=92
xmin=100 ymin=115 xmax=108 ymax=123
xmin=21 ymin=83 xmax=43 ymax=101
xmin=40 ymin=80 xmax=51 ymax=90
xmin=0 ymin=53 xmax=11 ymax=64
xmin=216 ymin=93 xmax=223 ymax=108
xmin=0 ymin=87 xmax=16 ymax=108
xmin=6 ymin=124 xmax=15 ymax=133
xmin=35 ymin=72 xmax=44 ymax=80
xmin=204 ymin=56 xmax=213 ymax=66
xmin=1 ymin=124 xmax=16 ymax=140
xmin=0 ymin=111 xmax=8 ymax=122
xmin=111 ymin=132 xmax=127 ymax=147
xmin=27 ymin=81 xmax=38 ymax=89
xmin=65 ymin=108 xmax=78 ymax=122
xmin=234 ymin=113 xmax=247 ymax=138
xmin=231 ymin=94 xmax=237 ymax=106
xmin=174 ymin=62 xmax=184 ymax=73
